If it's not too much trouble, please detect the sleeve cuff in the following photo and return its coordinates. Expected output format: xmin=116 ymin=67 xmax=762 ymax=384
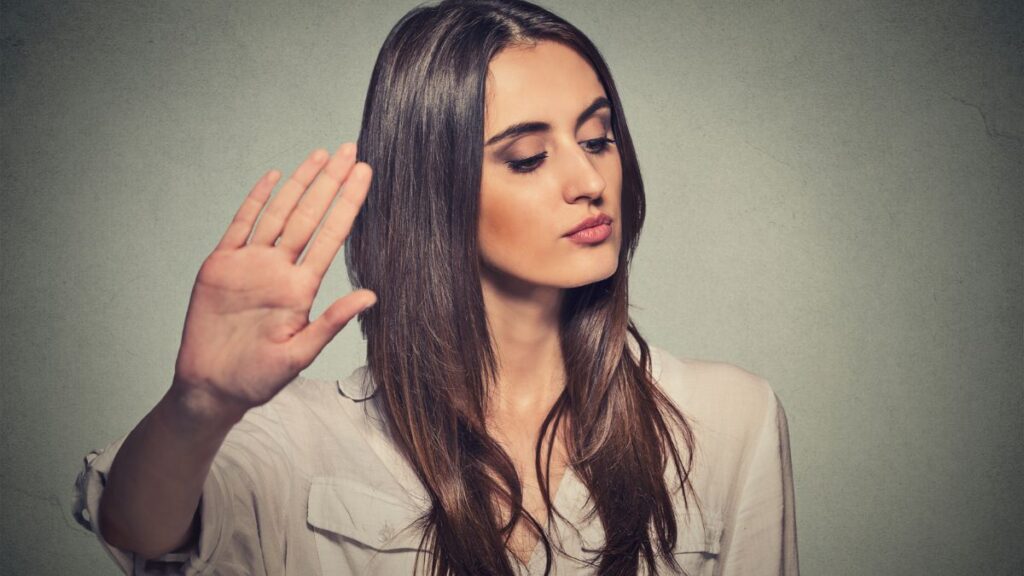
xmin=71 ymin=432 xmax=229 ymax=575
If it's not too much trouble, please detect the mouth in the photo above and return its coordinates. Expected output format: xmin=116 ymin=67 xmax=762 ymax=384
xmin=565 ymin=222 xmax=612 ymax=244
xmin=564 ymin=212 xmax=613 ymax=237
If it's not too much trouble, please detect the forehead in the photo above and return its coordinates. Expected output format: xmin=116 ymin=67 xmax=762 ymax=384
xmin=484 ymin=40 xmax=606 ymax=129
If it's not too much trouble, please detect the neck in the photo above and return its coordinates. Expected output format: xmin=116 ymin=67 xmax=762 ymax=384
xmin=479 ymin=267 xmax=566 ymax=425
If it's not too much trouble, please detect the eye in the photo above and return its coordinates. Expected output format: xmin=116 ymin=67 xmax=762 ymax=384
xmin=506 ymin=151 xmax=548 ymax=174
xmin=504 ymin=137 xmax=617 ymax=175
xmin=582 ymin=136 xmax=616 ymax=154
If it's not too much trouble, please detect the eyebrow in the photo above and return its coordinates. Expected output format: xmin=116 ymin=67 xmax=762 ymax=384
xmin=484 ymin=96 xmax=612 ymax=147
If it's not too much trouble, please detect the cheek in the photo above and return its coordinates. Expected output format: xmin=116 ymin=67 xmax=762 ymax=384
xmin=480 ymin=193 xmax=536 ymax=246
xmin=478 ymin=179 xmax=559 ymax=259
xmin=605 ymin=155 xmax=623 ymax=197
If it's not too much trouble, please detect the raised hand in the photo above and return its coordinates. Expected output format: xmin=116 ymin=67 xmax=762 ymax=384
xmin=170 ymin=143 xmax=375 ymax=424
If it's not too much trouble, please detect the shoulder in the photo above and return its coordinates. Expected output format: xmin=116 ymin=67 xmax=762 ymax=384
xmin=258 ymin=367 xmax=425 ymax=495
xmin=225 ymin=369 xmax=374 ymax=475
xmin=647 ymin=344 xmax=783 ymax=440
xmin=234 ymin=373 xmax=345 ymax=439
xmin=270 ymin=372 xmax=346 ymax=411
xmin=649 ymin=345 xmax=777 ymax=408
xmin=647 ymin=346 xmax=794 ymax=514
xmin=254 ymin=367 xmax=369 ymax=423
xmin=214 ymin=375 xmax=342 ymax=466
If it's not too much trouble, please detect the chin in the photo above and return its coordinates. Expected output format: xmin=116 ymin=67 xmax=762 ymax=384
xmin=482 ymin=247 xmax=620 ymax=289
xmin=560 ymin=258 xmax=619 ymax=288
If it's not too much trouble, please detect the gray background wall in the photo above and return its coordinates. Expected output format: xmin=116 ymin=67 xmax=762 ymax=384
xmin=2 ymin=0 xmax=1021 ymax=574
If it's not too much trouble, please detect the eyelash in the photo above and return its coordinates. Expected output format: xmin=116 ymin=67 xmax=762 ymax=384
xmin=506 ymin=137 xmax=617 ymax=174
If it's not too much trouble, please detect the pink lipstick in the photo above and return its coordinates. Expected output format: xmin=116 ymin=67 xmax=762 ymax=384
xmin=564 ymin=213 xmax=613 ymax=245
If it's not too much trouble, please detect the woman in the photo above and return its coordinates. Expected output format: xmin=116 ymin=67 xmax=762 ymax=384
xmin=73 ymin=0 xmax=799 ymax=574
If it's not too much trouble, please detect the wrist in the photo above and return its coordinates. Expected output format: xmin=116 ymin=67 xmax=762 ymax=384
xmin=162 ymin=378 xmax=248 ymax=436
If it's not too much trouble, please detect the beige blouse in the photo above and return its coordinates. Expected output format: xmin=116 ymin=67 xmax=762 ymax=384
xmin=72 ymin=345 xmax=799 ymax=575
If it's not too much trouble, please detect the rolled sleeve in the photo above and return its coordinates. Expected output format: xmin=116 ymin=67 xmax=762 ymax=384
xmin=71 ymin=402 xmax=292 ymax=575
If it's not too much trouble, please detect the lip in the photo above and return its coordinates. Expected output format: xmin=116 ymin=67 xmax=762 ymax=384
xmin=566 ymin=223 xmax=611 ymax=244
xmin=563 ymin=213 xmax=613 ymax=237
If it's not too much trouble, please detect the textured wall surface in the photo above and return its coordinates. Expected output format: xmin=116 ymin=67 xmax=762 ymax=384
xmin=2 ymin=1 xmax=1021 ymax=574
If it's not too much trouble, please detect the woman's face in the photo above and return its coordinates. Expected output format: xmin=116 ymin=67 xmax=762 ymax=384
xmin=479 ymin=40 xmax=622 ymax=291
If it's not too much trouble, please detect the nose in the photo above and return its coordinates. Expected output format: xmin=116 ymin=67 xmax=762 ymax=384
xmin=560 ymin=143 xmax=606 ymax=203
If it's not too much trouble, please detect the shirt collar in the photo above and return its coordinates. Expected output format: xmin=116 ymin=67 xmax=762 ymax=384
xmin=336 ymin=366 xmax=378 ymax=401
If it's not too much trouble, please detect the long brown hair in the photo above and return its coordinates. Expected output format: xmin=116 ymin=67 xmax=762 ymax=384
xmin=344 ymin=1 xmax=700 ymax=574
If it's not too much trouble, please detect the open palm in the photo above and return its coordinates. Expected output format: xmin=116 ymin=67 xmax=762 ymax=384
xmin=172 ymin=143 xmax=376 ymax=419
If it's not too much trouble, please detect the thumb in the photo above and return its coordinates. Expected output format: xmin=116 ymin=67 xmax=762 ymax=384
xmin=288 ymin=290 xmax=377 ymax=367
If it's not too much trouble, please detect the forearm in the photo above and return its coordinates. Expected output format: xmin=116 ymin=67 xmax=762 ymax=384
xmin=97 ymin=381 xmax=245 ymax=559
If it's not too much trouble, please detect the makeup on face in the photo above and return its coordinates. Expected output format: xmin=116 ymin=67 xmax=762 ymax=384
xmin=485 ymin=96 xmax=616 ymax=175
xmin=477 ymin=40 xmax=622 ymax=290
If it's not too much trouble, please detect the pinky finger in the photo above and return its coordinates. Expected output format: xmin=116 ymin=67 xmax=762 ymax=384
xmin=215 ymin=169 xmax=282 ymax=251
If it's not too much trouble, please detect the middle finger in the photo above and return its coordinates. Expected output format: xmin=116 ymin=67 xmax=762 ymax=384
xmin=276 ymin=142 xmax=358 ymax=261
xmin=300 ymin=161 xmax=372 ymax=279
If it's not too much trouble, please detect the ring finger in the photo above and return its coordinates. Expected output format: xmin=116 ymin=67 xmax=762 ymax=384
xmin=248 ymin=148 xmax=330 ymax=246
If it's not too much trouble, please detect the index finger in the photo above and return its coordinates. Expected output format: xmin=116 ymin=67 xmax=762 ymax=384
xmin=298 ymin=161 xmax=372 ymax=278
